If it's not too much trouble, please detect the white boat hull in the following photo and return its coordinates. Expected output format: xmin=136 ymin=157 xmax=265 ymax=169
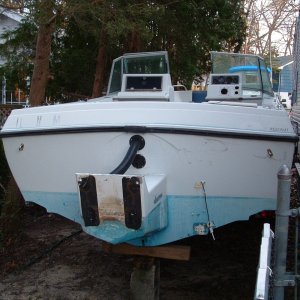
xmin=1 ymin=101 xmax=296 ymax=245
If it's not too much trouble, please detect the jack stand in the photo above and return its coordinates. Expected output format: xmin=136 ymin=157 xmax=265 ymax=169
xmin=130 ymin=257 xmax=160 ymax=300
xmin=102 ymin=242 xmax=190 ymax=299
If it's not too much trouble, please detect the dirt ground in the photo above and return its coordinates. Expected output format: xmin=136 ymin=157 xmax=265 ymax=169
xmin=0 ymin=199 xmax=296 ymax=300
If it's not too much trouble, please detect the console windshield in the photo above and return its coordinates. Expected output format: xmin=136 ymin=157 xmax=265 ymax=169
xmin=211 ymin=52 xmax=273 ymax=96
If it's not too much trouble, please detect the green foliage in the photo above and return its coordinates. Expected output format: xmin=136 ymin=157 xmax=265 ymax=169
xmin=49 ymin=18 xmax=100 ymax=100
xmin=0 ymin=0 xmax=246 ymax=100
xmin=136 ymin=0 xmax=246 ymax=86
xmin=0 ymin=20 xmax=36 ymax=92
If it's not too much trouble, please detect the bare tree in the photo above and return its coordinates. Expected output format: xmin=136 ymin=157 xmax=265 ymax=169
xmin=277 ymin=16 xmax=296 ymax=56
xmin=243 ymin=0 xmax=298 ymax=56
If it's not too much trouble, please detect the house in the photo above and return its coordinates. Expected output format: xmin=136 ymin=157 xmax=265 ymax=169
xmin=0 ymin=9 xmax=23 ymax=66
xmin=272 ymin=56 xmax=293 ymax=109
xmin=0 ymin=9 xmax=24 ymax=105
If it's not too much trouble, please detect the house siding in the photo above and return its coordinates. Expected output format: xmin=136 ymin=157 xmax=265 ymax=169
xmin=0 ymin=13 xmax=21 ymax=65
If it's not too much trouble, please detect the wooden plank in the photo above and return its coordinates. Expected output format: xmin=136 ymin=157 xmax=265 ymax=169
xmin=102 ymin=242 xmax=191 ymax=261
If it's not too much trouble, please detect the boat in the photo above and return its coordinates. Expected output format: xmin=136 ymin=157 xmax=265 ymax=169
xmin=0 ymin=51 xmax=297 ymax=246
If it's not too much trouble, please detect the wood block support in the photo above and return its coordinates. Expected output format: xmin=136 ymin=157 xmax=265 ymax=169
xmin=130 ymin=257 xmax=160 ymax=300
xmin=102 ymin=242 xmax=191 ymax=299
xmin=102 ymin=242 xmax=191 ymax=261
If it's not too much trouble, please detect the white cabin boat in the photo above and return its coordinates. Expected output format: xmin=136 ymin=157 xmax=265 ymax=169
xmin=0 ymin=51 xmax=297 ymax=246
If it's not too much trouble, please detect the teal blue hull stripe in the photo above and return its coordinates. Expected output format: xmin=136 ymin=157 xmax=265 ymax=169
xmin=22 ymin=191 xmax=275 ymax=246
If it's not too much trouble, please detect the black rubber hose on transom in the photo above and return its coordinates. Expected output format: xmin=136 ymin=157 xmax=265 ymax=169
xmin=110 ymin=135 xmax=144 ymax=175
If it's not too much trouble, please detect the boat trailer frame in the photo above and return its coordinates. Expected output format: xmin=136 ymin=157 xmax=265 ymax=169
xmin=254 ymin=164 xmax=300 ymax=300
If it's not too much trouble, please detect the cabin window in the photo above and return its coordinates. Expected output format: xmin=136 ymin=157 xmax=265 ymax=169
xmin=126 ymin=76 xmax=162 ymax=91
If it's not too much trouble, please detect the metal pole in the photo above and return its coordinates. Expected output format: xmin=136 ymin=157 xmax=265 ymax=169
xmin=274 ymin=165 xmax=292 ymax=300
xmin=2 ymin=76 xmax=6 ymax=105
xmin=278 ymin=71 xmax=281 ymax=94
xmin=269 ymin=39 xmax=273 ymax=85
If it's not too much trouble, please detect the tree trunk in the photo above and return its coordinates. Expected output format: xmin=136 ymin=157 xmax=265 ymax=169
xmin=128 ymin=30 xmax=141 ymax=52
xmin=92 ymin=33 xmax=107 ymax=98
xmin=29 ymin=1 xmax=55 ymax=107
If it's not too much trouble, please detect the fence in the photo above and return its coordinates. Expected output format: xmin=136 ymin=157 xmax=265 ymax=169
xmin=1 ymin=89 xmax=28 ymax=106
xmin=0 ymin=104 xmax=23 ymax=128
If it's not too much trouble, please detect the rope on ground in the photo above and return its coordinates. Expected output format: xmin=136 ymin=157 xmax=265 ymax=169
xmin=0 ymin=182 xmax=6 ymax=193
xmin=18 ymin=229 xmax=83 ymax=272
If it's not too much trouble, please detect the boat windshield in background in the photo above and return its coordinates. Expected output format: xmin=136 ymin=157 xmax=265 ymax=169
xmin=210 ymin=52 xmax=274 ymax=97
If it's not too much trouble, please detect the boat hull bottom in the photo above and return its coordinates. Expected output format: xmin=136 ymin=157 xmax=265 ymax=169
xmin=22 ymin=190 xmax=275 ymax=246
